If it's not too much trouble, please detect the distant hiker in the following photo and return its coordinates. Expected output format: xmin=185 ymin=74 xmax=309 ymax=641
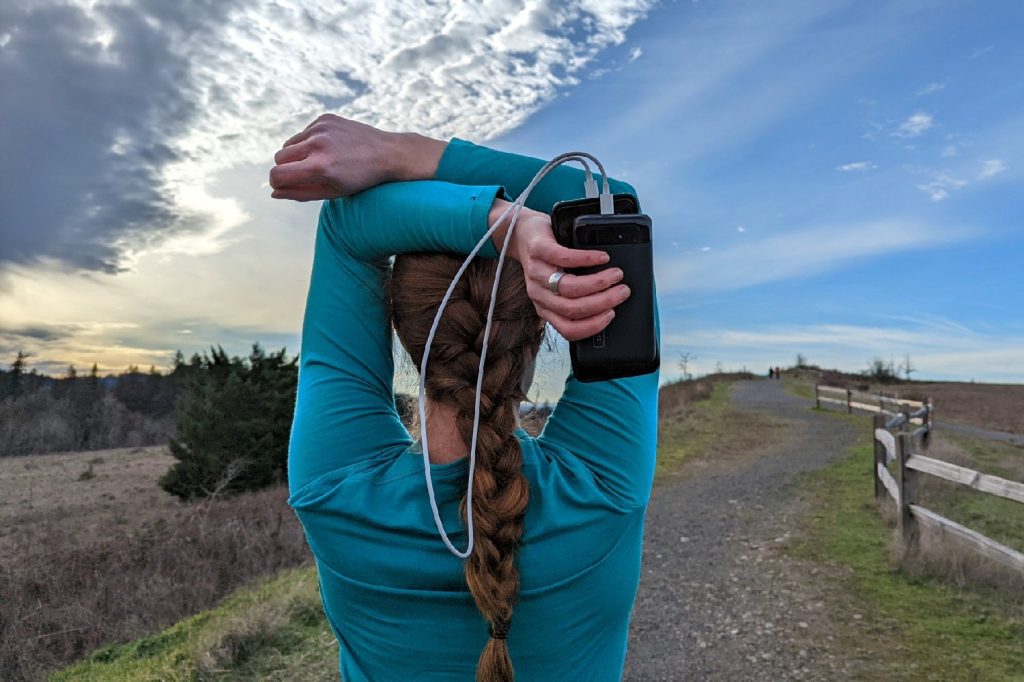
xmin=768 ymin=367 xmax=774 ymax=379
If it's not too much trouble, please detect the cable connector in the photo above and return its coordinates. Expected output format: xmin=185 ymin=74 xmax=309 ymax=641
xmin=584 ymin=175 xmax=599 ymax=199
xmin=599 ymin=190 xmax=614 ymax=215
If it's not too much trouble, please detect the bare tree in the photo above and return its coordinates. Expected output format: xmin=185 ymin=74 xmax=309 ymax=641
xmin=678 ymin=351 xmax=696 ymax=381
xmin=901 ymin=353 xmax=916 ymax=381
xmin=796 ymin=353 xmax=808 ymax=369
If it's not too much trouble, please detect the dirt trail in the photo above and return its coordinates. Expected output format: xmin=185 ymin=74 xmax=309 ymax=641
xmin=624 ymin=379 xmax=864 ymax=681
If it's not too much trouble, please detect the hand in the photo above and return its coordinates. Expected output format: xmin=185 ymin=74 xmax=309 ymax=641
xmin=268 ymin=114 xmax=443 ymax=201
xmin=496 ymin=203 xmax=631 ymax=342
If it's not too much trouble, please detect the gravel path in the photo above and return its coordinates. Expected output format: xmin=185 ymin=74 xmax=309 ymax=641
xmin=624 ymin=379 xmax=864 ymax=681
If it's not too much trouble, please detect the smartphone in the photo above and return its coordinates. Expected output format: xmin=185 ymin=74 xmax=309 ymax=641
xmin=568 ymin=213 xmax=659 ymax=382
xmin=550 ymin=194 xmax=640 ymax=248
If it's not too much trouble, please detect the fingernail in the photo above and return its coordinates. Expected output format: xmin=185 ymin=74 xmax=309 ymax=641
xmin=619 ymin=285 xmax=631 ymax=300
xmin=612 ymin=268 xmax=624 ymax=281
xmin=601 ymin=252 xmax=611 ymax=263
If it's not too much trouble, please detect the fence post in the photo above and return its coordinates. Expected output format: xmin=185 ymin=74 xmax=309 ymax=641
xmin=847 ymin=388 xmax=852 ymax=414
xmin=815 ymin=385 xmax=820 ymax=409
xmin=896 ymin=407 xmax=918 ymax=554
xmin=872 ymin=413 xmax=886 ymax=501
xmin=922 ymin=396 xmax=933 ymax=450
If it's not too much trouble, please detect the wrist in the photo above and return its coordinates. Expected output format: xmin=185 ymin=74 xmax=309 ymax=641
xmin=488 ymin=199 xmax=546 ymax=259
xmin=388 ymin=132 xmax=447 ymax=182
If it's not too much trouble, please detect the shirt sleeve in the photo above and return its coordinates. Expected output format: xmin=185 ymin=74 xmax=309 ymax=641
xmin=287 ymin=181 xmax=506 ymax=496
xmin=434 ymin=138 xmax=661 ymax=509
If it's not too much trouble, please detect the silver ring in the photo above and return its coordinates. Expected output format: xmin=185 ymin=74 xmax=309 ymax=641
xmin=547 ymin=269 xmax=566 ymax=295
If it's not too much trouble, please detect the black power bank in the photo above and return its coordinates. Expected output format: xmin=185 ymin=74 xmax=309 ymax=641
xmin=550 ymin=194 xmax=639 ymax=248
xmin=568 ymin=213 xmax=659 ymax=382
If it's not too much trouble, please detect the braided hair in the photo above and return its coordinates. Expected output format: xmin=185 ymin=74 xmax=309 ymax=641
xmin=389 ymin=252 xmax=546 ymax=681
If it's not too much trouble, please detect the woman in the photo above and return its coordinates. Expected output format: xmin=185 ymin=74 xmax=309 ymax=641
xmin=272 ymin=116 xmax=660 ymax=680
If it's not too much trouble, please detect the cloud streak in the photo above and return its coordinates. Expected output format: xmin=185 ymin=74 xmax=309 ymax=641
xmin=655 ymin=219 xmax=972 ymax=294
xmin=663 ymin=321 xmax=1024 ymax=383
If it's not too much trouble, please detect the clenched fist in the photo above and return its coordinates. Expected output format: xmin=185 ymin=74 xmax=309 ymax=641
xmin=269 ymin=114 xmax=444 ymax=201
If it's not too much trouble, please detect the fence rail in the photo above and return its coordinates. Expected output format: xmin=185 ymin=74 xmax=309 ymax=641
xmin=827 ymin=387 xmax=1024 ymax=576
xmin=815 ymin=384 xmax=927 ymax=423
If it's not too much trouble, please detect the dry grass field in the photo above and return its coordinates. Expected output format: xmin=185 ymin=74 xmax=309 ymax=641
xmin=878 ymin=381 xmax=1024 ymax=435
xmin=785 ymin=368 xmax=1024 ymax=434
xmin=0 ymin=445 xmax=178 ymax=556
xmin=0 ymin=446 xmax=312 ymax=682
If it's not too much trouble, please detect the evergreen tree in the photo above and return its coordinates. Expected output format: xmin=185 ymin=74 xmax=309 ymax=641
xmin=159 ymin=343 xmax=298 ymax=499
xmin=3 ymin=351 xmax=27 ymax=400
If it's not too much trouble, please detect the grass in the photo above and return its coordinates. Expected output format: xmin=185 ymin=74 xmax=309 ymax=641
xmin=781 ymin=374 xmax=815 ymax=400
xmin=790 ymin=430 xmax=1024 ymax=680
xmin=653 ymin=380 xmax=732 ymax=482
xmin=51 ymin=567 xmax=337 ymax=682
xmin=915 ymin=435 xmax=1024 ymax=555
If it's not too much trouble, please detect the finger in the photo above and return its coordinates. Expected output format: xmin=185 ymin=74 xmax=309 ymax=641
xmin=536 ymin=305 xmax=616 ymax=342
xmin=269 ymin=159 xmax=325 ymax=190
xmin=281 ymin=127 xmax=314 ymax=149
xmin=274 ymin=138 xmax=317 ymax=165
xmin=281 ymin=114 xmax=331 ymax=147
xmin=544 ymin=267 xmax=624 ymax=299
xmin=529 ymin=280 xmax=630 ymax=321
xmin=271 ymin=183 xmax=335 ymax=202
xmin=530 ymin=239 xmax=609 ymax=269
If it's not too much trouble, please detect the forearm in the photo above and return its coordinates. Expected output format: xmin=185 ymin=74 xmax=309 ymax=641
xmin=388 ymin=132 xmax=449 ymax=183
xmin=328 ymin=180 xmax=520 ymax=263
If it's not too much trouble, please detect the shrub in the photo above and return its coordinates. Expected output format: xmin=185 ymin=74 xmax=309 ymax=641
xmin=864 ymin=357 xmax=901 ymax=384
xmin=159 ymin=344 xmax=297 ymax=500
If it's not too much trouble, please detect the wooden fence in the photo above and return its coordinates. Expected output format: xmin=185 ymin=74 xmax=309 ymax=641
xmin=850 ymin=392 xmax=1024 ymax=574
xmin=814 ymin=384 xmax=929 ymax=424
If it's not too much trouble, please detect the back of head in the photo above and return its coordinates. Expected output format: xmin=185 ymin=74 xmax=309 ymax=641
xmin=389 ymin=252 xmax=545 ymax=681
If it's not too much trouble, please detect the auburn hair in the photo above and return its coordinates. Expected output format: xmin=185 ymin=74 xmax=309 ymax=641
xmin=389 ymin=252 xmax=546 ymax=681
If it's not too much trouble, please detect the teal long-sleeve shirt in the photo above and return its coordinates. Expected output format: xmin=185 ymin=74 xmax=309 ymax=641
xmin=287 ymin=138 xmax=661 ymax=680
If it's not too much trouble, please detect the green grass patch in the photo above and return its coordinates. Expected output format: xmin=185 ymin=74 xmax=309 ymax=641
xmin=791 ymin=432 xmax=1024 ymax=681
xmin=654 ymin=381 xmax=732 ymax=482
xmin=51 ymin=566 xmax=337 ymax=682
xmin=781 ymin=375 xmax=816 ymax=400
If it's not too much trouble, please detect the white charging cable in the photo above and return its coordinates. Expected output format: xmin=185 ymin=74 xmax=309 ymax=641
xmin=418 ymin=151 xmax=615 ymax=559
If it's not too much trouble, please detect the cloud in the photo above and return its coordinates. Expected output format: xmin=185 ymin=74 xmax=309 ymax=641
xmin=893 ymin=112 xmax=933 ymax=138
xmin=1 ymin=0 xmax=656 ymax=274
xmin=0 ymin=323 xmax=78 ymax=344
xmin=736 ymin=225 xmax=746 ymax=233
xmin=628 ymin=46 xmax=643 ymax=62
xmin=916 ymin=172 xmax=968 ymax=201
xmin=915 ymin=82 xmax=945 ymax=96
xmin=977 ymin=158 xmax=1008 ymax=180
xmin=662 ymin=320 xmax=1024 ymax=383
xmin=0 ymin=1 xmax=246 ymax=274
xmin=836 ymin=161 xmax=876 ymax=172
xmin=656 ymin=219 xmax=971 ymax=294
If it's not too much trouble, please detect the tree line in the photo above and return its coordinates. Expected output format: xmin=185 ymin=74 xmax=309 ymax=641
xmin=1 ymin=344 xmax=554 ymax=501
xmin=0 ymin=345 xmax=298 ymax=500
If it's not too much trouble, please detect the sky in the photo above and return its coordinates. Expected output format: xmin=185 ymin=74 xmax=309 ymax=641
xmin=1 ymin=0 xmax=1022 ymax=402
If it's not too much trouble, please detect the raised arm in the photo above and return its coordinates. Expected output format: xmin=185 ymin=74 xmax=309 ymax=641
xmin=273 ymin=116 xmax=660 ymax=508
xmin=433 ymin=138 xmax=661 ymax=509
xmin=288 ymin=181 xmax=507 ymax=496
